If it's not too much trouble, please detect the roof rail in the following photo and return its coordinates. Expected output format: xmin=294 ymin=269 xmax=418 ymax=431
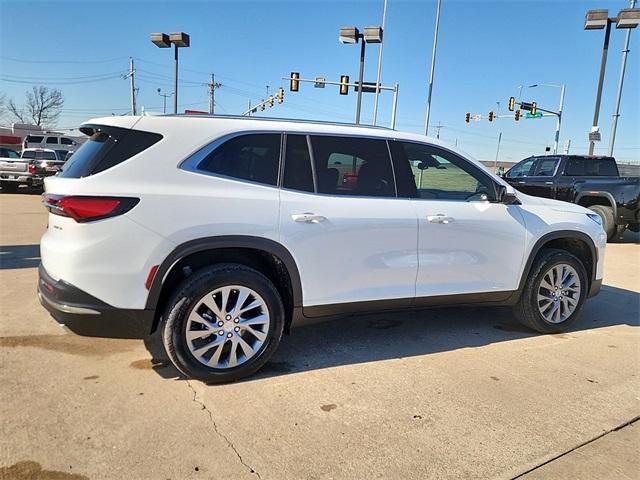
xmin=161 ymin=113 xmax=395 ymax=131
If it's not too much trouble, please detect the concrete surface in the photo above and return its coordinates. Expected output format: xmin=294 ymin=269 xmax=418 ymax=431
xmin=0 ymin=192 xmax=638 ymax=480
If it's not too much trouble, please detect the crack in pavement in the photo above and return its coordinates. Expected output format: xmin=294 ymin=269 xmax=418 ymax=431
xmin=185 ymin=380 xmax=262 ymax=480
xmin=511 ymin=415 xmax=640 ymax=479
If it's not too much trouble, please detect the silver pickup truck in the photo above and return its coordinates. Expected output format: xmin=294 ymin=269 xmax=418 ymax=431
xmin=0 ymin=148 xmax=67 ymax=192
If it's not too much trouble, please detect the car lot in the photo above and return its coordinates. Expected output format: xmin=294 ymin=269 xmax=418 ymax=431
xmin=1 ymin=192 xmax=638 ymax=480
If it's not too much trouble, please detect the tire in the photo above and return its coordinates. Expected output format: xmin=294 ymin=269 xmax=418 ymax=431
xmin=0 ymin=182 xmax=19 ymax=193
xmin=588 ymin=205 xmax=617 ymax=241
xmin=162 ymin=263 xmax=284 ymax=383
xmin=512 ymin=248 xmax=589 ymax=334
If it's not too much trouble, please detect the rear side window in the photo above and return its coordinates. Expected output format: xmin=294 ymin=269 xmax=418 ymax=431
xmin=60 ymin=137 xmax=74 ymax=145
xmin=534 ymin=157 xmax=559 ymax=176
xmin=46 ymin=137 xmax=59 ymax=144
xmin=309 ymin=135 xmax=395 ymax=197
xmin=565 ymin=158 xmax=618 ymax=176
xmin=197 ymin=134 xmax=281 ymax=186
xmin=59 ymin=125 xmax=162 ymax=178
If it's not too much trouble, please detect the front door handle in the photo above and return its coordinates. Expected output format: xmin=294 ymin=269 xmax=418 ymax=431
xmin=427 ymin=214 xmax=455 ymax=224
xmin=291 ymin=213 xmax=326 ymax=224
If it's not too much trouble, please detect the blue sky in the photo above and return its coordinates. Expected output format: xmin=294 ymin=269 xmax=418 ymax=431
xmin=1 ymin=0 xmax=638 ymax=162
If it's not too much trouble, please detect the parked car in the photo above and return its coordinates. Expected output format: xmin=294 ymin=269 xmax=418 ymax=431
xmin=38 ymin=116 xmax=607 ymax=382
xmin=504 ymin=155 xmax=640 ymax=241
xmin=0 ymin=147 xmax=20 ymax=159
xmin=0 ymin=148 xmax=66 ymax=192
xmin=23 ymin=134 xmax=78 ymax=152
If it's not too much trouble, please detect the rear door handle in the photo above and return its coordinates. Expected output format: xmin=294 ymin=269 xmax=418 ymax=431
xmin=427 ymin=214 xmax=455 ymax=224
xmin=291 ymin=213 xmax=326 ymax=224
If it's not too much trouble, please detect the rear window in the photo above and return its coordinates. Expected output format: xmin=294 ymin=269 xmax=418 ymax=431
xmin=59 ymin=125 xmax=162 ymax=178
xmin=21 ymin=150 xmax=57 ymax=161
xmin=564 ymin=157 xmax=618 ymax=176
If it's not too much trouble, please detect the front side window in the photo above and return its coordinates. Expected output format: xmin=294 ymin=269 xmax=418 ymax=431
xmin=25 ymin=135 xmax=44 ymax=144
xmin=506 ymin=158 xmax=536 ymax=178
xmin=309 ymin=135 xmax=395 ymax=197
xmin=391 ymin=141 xmax=496 ymax=201
xmin=533 ymin=157 xmax=559 ymax=176
xmin=198 ymin=134 xmax=281 ymax=186
xmin=45 ymin=137 xmax=59 ymax=144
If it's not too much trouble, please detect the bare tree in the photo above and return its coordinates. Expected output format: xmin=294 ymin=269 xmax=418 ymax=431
xmin=8 ymin=86 xmax=64 ymax=127
xmin=0 ymin=93 xmax=6 ymax=121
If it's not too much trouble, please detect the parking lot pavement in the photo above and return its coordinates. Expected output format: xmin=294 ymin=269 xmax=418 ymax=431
xmin=1 ymin=192 xmax=638 ymax=480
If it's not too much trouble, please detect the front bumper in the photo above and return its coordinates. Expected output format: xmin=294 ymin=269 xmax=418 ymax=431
xmin=37 ymin=263 xmax=154 ymax=339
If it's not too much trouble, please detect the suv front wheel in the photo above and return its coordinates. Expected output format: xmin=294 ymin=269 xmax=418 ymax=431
xmin=513 ymin=248 xmax=588 ymax=333
xmin=163 ymin=264 xmax=284 ymax=383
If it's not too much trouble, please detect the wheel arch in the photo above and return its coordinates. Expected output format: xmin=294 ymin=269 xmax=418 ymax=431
xmin=575 ymin=191 xmax=616 ymax=216
xmin=146 ymin=236 xmax=303 ymax=333
xmin=516 ymin=230 xmax=597 ymax=298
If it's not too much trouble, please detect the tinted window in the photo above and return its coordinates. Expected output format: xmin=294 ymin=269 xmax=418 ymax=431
xmin=22 ymin=150 xmax=57 ymax=161
xmin=25 ymin=135 xmax=44 ymax=144
xmin=0 ymin=148 xmax=19 ymax=158
xmin=198 ymin=134 xmax=281 ymax=186
xmin=534 ymin=157 xmax=559 ymax=176
xmin=60 ymin=125 xmax=162 ymax=178
xmin=60 ymin=137 xmax=74 ymax=145
xmin=565 ymin=157 xmax=618 ymax=176
xmin=283 ymin=134 xmax=314 ymax=192
xmin=506 ymin=158 xmax=536 ymax=178
xmin=390 ymin=141 xmax=496 ymax=201
xmin=45 ymin=137 xmax=59 ymax=144
xmin=310 ymin=136 xmax=395 ymax=197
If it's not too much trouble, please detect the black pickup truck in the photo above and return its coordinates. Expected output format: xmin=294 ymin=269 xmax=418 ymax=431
xmin=504 ymin=155 xmax=639 ymax=241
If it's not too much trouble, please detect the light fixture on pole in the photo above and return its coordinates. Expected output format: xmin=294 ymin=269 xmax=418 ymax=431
xmin=339 ymin=25 xmax=383 ymax=125
xmin=150 ymin=31 xmax=190 ymax=114
xmin=528 ymin=83 xmax=565 ymax=155
xmin=584 ymin=7 xmax=639 ymax=155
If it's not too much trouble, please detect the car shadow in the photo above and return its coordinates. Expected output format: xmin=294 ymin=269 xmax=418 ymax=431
xmin=142 ymin=283 xmax=639 ymax=384
xmin=0 ymin=244 xmax=41 ymax=269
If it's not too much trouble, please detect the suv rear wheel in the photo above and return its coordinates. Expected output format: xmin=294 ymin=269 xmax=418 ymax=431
xmin=163 ymin=263 xmax=284 ymax=383
xmin=513 ymin=248 xmax=588 ymax=333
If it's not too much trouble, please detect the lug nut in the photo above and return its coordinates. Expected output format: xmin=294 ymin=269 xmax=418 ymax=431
xmin=226 ymin=315 xmax=231 ymax=320
xmin=233 ymin=318 xmax=239 ymax=323
xmin=227 ymin=332 xmax=233 ymax=338
xmin=234 ymin=326 xmax=240 ymax=332
xmin=217 ymin=321 xmax=224 ymax=327
xmin=218 ymin=330 xmax=224 ymax=336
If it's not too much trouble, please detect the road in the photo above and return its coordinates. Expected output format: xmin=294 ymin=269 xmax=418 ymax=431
xmin=1 ymin=192 xmax=638 ymax=480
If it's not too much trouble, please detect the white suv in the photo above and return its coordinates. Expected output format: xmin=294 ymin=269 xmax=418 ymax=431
xmin=38 ymin=115 xmax=607 ymax=382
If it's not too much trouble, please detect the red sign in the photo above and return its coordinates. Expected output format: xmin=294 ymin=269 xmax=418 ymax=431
xmin=0 ymin=135 xmax=21 ymax=145
xmin=184 ymin=110 xmax=209 ymax=115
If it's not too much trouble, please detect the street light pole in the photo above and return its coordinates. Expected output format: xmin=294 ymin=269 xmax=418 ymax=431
xmin=355 ymin=38 xmax=366 ymax=125
xmin=173 ymin=44 xmax=179 ymax=114
xmin=150 ymin=32 xmax=190 ymax=115
xmin=609 ymin=0 xmax=637 ymax=156
xmin=589 ymin=18 xmax=612 ymax=155
xmin=554 ymin=84 xmax=565 ymax=155
xmin=372 ymin=0 xmax=388 ymax=125
xmin=424 ymin=0 xmax=442 ymax=136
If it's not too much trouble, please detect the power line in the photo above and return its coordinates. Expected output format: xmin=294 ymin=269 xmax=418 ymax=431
xmin=0 ymin=55 xmax=129 ymax=65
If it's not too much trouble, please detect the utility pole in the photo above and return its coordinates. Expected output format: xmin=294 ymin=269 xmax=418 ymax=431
xmin=564 ymin=139 xmax=572 ymax=154
xmin=372 ymin=0 xmax=389 ymax=125
xmin=424 ymin=0 xmax=442 ymax=136
xmin=609 ymin=0 xmax=636 ymax=156
xmin=124 ymin=57 xmax=137 ymax=115
xmin=208 ymin=74 xmax=222 ymax=114
xmin=494 ymin=132 xmax=502 ymax=172
xmin=433 ymin=121 xmax=443 ymax=139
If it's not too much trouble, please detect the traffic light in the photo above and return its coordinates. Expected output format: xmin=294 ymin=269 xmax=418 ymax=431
xmin=465 ymin=112 xmax=471 ymax=123
xmin=276 ymin=87 xmax=284 ymax=104
xmin=488 ymin=111 xmax=494 ymax=122
xmin=514 ymin=109 xmax=521 ymax=121
xmin=339 ymin=75 xmax=349 ymax=95
xmin=508 ymin=96 xmax=515 ymax=111
xmin=268 ymin=95 xmax=274 ymax=107
xmin=290 ymin=72 xmax=299 ymax=92
xmin=259 ymin=100 xmax=266 ymax=111
xmin=531 ymin=102 xmax=537 ymax=115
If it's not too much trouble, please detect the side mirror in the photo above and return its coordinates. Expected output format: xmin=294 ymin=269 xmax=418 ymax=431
xmin=496 ymin=185 xmax=520 ymax=205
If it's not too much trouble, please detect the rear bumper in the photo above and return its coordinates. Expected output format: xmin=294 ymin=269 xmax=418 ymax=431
xmin=37 ymin=263 xmax=154 ymax=339
xmin=0 ymin=174 xmax=43 ymax=185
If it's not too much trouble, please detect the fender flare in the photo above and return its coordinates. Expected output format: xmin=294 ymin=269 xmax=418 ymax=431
xmin=145 ymin=235 xmax=303 ymax=310
xmin=516 ymin=230 xmax=598 ymax=294
xmin=575 ymin=191 xmax=617 ymax=217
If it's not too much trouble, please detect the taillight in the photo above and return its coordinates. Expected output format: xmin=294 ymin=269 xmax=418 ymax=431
xmin=28 ymin=163 xmax=36 ymax=175
xmin=42 ymin=194 xmax=139 ymax=222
